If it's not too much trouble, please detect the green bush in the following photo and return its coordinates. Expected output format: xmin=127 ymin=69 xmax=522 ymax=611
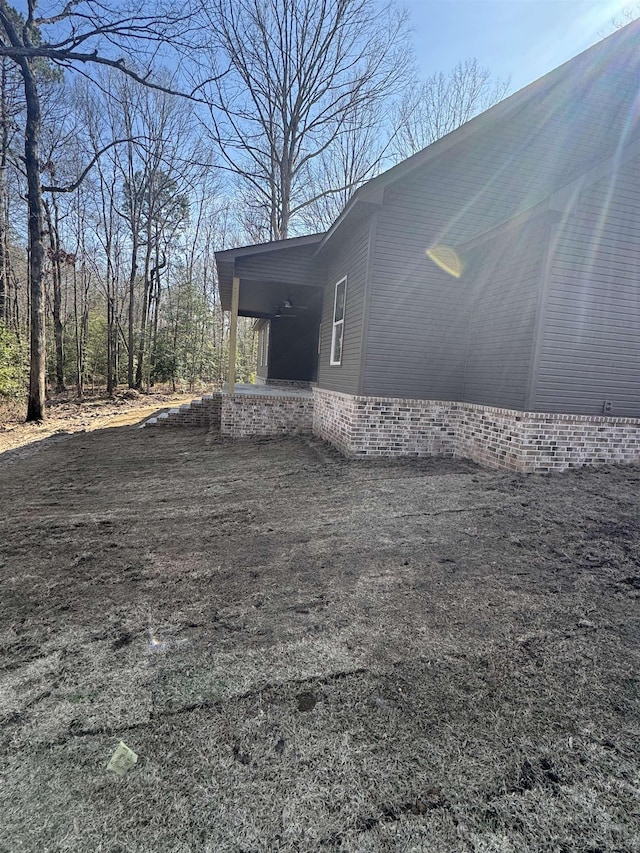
xmin=0 ymin=323 xmax=28 ymax=399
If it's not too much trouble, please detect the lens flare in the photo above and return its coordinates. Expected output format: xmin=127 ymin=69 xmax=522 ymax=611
xmin=426 ymin=245 xmax=464 ymax=278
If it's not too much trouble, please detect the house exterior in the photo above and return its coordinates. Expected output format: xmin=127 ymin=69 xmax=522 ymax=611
xmin=215 ymin=20 xmax=640 ymax=472
xmin=216 ymin=234 xmax=325 ymax=388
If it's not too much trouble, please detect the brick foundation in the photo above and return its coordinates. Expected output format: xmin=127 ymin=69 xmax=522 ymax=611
xmin=453 ymin=404 xmax=525 ymax=471
xmin=148 ymin=387 xmax=640 ymax=471
xmin=311 ymin=388 xmax=457 ymax=457
xmin=312 ymin=388 xmax=640 ymax=472
xmin=221 ymin=391 xmax=314 ymax=437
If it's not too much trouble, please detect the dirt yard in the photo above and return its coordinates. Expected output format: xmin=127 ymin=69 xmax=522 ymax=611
xmin=0 ymin=412 xmax=639 ymax=852
xmin=0 ymin=391 xmax=196 ymax=458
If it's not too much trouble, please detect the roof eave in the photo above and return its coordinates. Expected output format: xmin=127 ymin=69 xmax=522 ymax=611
xmin=215 ymin=232 xmax=324 ymax=264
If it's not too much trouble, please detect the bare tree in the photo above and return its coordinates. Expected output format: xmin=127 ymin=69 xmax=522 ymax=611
xmin=391 ymin=58 xmax=510 ymax=159
xmin=0 ymin=0 xmax=196 ymax=420
xmin=200 ymin=0 xmax=410 ymax=240
xmin=77 ymin=78 xmax=129 ymax=395
xmin=102 ymin=73 xmax=199 ymax=388
xmin=299 ymin=102 xmax=390 ymax=231
xmin=51 ymin=70 xmax=217 ymax=399
xmin=0 ymin=55 xmax=24 ymax=327
xmin=608 ymin=5 xmax=640 ymax=31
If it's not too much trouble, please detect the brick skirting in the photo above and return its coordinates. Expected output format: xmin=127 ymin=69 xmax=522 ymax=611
xmin=311 ymin=388 xmax=457 ymax=458
xmin=221 ymin=391 xmax=314 ymax=437
xmin=312 ymin=388 xmax=640 ymax=472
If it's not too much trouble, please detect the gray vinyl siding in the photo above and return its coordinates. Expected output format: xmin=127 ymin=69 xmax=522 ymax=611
xmin=360 ymin=53 xmax=640 ymax=403
xmin=363 ymin=203 xmax=471 ymax=399
xmin=363 ymin=38 xmax=640 ymax=248
xmin=236 ymin=244 xmax=324 ymax=287
xmin=356 ymin=30 xmax=640 ymax=400
xmin=462 ymin=219 xmax=546 ymax=409
xmin=532 ymin=155 xmax=640 ymax=416
xmin=362 ymin=65 xmax=640 ymax=258
xmin=313 ymin=26 xmax=640 ymax=405
xmin=317 ymin=220 xmax=371 ymax=394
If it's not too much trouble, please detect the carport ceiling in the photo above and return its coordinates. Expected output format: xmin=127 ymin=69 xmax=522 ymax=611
xmin=234 ymin=279 xmax=323 ymax=318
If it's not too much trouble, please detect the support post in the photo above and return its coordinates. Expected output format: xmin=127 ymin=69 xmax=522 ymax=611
xmin=228 ymin=275 xmax=239 ymax=394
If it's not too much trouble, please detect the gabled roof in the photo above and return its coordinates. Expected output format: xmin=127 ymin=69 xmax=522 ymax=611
xmin=215 ymin=18 xmax=640 ymax=286
xmin=318 ymin=17 xmax=640 ymax=253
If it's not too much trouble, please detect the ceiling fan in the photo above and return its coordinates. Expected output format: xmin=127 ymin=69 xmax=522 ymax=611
xmin=273 ymin=295 xmax=310 ymax=318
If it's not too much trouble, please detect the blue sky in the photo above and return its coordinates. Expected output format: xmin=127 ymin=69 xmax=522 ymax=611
xmin=405 ymin=0 xmax=636 ymax=92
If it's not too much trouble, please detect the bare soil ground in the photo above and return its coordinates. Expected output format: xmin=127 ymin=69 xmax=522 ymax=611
xmin=0 ymin=414 xmax=639 ymax=852
xmin=0 ymin=391 xmax=196 ymax=458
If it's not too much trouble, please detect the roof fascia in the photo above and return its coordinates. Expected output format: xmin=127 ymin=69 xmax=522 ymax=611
xmin=214 ymin=232 xmax=324 ymax=264
xmin=315 ymin=188 xmax=385 ymax=254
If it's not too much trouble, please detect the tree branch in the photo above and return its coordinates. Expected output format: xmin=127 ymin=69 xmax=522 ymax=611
xmin=42 ymin=137 xmax=142 ymax=193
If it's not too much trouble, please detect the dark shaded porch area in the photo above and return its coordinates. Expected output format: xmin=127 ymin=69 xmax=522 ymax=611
xmin=264 ymin=311 xmax=323 ymax=384
xmin=216 ymin=234 xmax=325 ymax=386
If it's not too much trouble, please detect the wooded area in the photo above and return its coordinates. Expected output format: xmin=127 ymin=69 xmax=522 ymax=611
xmin=0 ymin=0 xmax=507 ymax=420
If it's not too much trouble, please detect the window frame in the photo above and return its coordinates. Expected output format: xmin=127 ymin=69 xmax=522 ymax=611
xmin=259 ymin=322 xmax=270 ymax=368
xmin=330 ymin=277 xmax=347 ymax=366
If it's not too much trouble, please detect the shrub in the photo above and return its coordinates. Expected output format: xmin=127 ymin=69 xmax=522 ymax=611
xmin=0 ymin=323 xmax=28 ymax=399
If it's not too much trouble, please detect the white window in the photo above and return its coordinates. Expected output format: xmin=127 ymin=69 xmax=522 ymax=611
xmin=330 ymin=277 xmax=346 ymax=365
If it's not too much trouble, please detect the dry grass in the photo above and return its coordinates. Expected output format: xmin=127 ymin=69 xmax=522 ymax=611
xmin=0 ymin=390 xmax=195 ymax=456
xmin=0 ymin=424 xmax=639 ymax=852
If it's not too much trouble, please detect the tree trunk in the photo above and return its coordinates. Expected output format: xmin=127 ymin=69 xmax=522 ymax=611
xmin=127 ymin=244 xmax=137 ymax=388
xmin=107 ymin=282 xmax=116 ymax=394
xmin=53 ymin=256 xmax=64 ymax=393
xmin=99 ymin=182 xmax=118 ymax=395
xmin=14 ymin=259 xmax=22 ymax=340
xmin=0 ymin=218 xmax=5 ymax=324
xmin=148 ymin=243 xmax=165 ymax=388
xmin=73 ymin=262 xmax=83 ymax=397
xmin=79 ymin=265 xmax=90 ymax=398
xmin=44 ymin=198 xmax=65 ymax=393
xmin=23 ymin=61 xmax=46 ymax=421
xmin=0 ymin=60 xmax=9 ymax=325
xmin=134 ymin=240 xmax=153 ymax=389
